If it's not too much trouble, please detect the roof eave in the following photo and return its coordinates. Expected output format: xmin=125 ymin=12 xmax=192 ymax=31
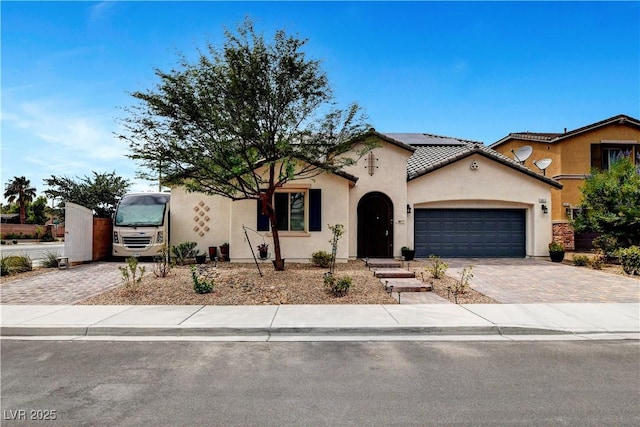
xmin=361 ymin=129 xmax=417 ymax=153
xmin=408 ymin=147 xmax=563 ymax=189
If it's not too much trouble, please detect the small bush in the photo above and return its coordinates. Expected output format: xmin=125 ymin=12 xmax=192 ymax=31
xmin=191 ymin=265 xmax=214 ymax=294
xmin=548 ymin=241 xmax=564 ymax=252
xmin=588 ymin=254 xmax=604 ymax=270
xmin=42 ymin=250 xmax=62 ymax=268
xmin=171 ymin=241 xmax=199 ymax=265
xmin=573 ymin=255 xmax=590 ymax=267
xmin=426 ymin=255 xmax=448 ymax=279
xmin=0 ymin=255 xmax=33 ymax=276
xmin=311 ymin=250 xmax=332 ymax=268
xmin=619 ymin=246 xmax=640 ymax=276
xmin=40 ymin=231 xmax=55 ymax=242
xmin=324 ymin=273 xmax=351 ymax=297
xmin=592 ymin=235 xmax=620 ymax=261
xmin=153 ymin=244 xmax=172 ymax=277
xmin=119 ymin=256 xmax=145 ymax=291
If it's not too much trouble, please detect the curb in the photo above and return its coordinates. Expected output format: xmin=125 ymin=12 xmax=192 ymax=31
xmin=1 ymin=325 xmax=578 ymax=338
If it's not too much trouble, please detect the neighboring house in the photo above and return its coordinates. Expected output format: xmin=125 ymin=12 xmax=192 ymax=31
xmin=490 ymin=114 xmax=640 ymax=250
xmin=1 ymin=214 xmax=20 ymax=224
xmin=170 ymin=130 xmax=562 ymax=261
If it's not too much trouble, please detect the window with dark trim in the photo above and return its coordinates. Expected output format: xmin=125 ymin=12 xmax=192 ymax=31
xmin=591 ymin=143 xmax=637 ymax=171
xmin=256 ymin=189 xmax=322 ymax=232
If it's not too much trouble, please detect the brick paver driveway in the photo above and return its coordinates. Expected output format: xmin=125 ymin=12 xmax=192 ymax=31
xmin=444 ymin=258 xmax=640 ymax=303
xmin=0 ymin=262 xmax=124 ymax=304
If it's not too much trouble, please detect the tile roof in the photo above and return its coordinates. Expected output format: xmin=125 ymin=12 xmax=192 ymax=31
xmin=490 ymin=114 xmax=640 ymax=148
xmin=383 ymin=133 xmax=563 ymax=188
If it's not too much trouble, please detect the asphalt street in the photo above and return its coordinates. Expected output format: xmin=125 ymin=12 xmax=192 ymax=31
xmin=0 ymin=243 xmax=64 ymax=266
xmin=1 ymin=340 xmax=639 ymax=426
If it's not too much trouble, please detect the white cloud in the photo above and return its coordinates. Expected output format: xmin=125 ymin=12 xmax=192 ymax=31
xmin=7 ymin=99 xmax=126 ymax=161
xmin=1 ymin=95 xmax=140 ymax=199
xmin=89 ymin=2 xmax=117 ymax=25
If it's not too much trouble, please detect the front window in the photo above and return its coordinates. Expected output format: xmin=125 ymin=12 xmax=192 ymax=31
xmin=274 ymin=192 xmax=305 ymax=231
xmin=603 ymin=147 xmax=633 ymax=170
xmin=115 ymin=194 xmax=169 ymax=227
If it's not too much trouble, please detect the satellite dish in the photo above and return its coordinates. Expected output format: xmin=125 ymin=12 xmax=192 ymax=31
xmin=511 ymin=145 xmax=533 ymax=164
xmin=533 ymin=158 xmax=553 ymax=176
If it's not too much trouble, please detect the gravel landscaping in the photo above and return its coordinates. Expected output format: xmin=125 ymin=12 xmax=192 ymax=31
xmin=76 ymin=258 xmax=497 ymax=305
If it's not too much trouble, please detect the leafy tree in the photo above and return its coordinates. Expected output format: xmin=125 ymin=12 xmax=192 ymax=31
xmin=573 ymin=156 xmax=640 ymax=248
xmin=26 ymin=196 xmax=49 ymax=224
xmin=43 ymin=171 xmax=130 ymax=218
xmin=3 ymin=176 xmax=36 ymax=224
xmin=120 ymin=20 xmax=373 ymax=270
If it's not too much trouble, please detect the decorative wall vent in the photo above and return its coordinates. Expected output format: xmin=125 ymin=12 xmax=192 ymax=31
xmin=192 ymin=201 xmax=211 ymax=237
xmin=365 ymin=151 xmax=378 ymax=176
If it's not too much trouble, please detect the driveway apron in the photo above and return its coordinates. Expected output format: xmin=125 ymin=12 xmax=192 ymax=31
xmin=444 ymin=258 xmax=640 ymax=303
xmin=1 ymin=263 xmax=123 ymax=305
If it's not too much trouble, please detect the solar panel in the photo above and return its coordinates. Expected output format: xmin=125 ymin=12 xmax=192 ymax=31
xmin=383 ymin=133 xmax=465 ymax=146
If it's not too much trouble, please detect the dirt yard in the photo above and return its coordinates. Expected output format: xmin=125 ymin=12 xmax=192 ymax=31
xmin=78 ymin=259 xmax=497 ymax=305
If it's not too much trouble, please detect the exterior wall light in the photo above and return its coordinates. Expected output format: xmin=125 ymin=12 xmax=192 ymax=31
xmin=541 ymin=204 xmax=548 ymax=214
xmin=407 ymin=204 xmax=412 ymax=214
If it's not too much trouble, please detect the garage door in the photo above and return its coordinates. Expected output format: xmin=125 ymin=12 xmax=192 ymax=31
xmin=414 ymin=209 xmax=526 ymax=258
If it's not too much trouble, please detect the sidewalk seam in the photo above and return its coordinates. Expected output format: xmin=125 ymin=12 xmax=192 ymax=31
xmin=266 ymin=305 xmax=281 ymax=341
xmin=381 ymin=305 xmax=401 ymax=325
xmin=178 ymin=305 xmax=207 ymax=325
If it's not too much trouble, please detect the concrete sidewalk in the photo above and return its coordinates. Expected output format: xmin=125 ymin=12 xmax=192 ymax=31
xmin=1 ymin=303 xmax=638 ymax=341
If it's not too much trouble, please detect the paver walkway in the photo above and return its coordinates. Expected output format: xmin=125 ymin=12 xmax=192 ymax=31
xmin=444 ymin=258 xmax=640 ymax=303
xmin=0 ymin=263 xmax=123 ymax=305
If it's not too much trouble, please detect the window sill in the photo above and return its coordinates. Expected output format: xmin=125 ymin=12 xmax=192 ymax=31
xmin=267 ymin=231 xmax=311 ymax=238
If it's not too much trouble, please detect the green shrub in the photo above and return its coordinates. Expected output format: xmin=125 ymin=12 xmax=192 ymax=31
xmin=573 ymin=255 xmax=590 ymax=267
xmin=592 ymin=235 xmax=620 ymax=261
xmin=0 ymin=255 xmax=33 ymax=276
xmin=171 ymin=241 xmax=199 ymax=265
xmin=153 ymin=244 xmax=172 ymax=277
xmin=40 ymin=231 xmax=55 ymax=242
xmin=119 ymin=256 xmax=145 ymax=291
xmin=42 ymin=250 xmax=62 ymax=268
xmin=191 ymin=265 xmax=214 ymax=294
xmin=311 ymin=250 xmax=332 ymax=268
xmin=548 ymin=241 xmax=564 ymax=253
xmin=619 ymin=246 xmax=640 ymax=276
xmin=588 ymin=254 xmax=604 ymax=270
xmin=426 ymin=255 xmax=448 ymax=279
xmin=323 ymin=273 xmax=351 ymax=297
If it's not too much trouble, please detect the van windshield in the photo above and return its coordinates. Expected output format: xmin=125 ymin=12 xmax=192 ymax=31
xmin=114 ymin=194 xmax=169 ymax=227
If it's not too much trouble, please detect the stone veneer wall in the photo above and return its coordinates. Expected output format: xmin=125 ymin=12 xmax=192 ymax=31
xmin=552 ymin=222 xmax=575 ymax=251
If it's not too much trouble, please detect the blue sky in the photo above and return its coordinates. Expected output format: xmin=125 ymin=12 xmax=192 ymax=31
xmin=2 ymin=1 xmax=639 ymax=200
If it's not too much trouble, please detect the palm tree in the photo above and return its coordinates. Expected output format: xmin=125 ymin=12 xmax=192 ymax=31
xmin=4 ymin=176 xmax=37 ymax=224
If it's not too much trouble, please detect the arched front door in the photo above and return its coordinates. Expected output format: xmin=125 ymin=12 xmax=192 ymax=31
xmin=357 ymin=192 xmax=393 ymax=258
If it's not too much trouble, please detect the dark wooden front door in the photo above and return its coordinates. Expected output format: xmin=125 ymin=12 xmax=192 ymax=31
xmin=357 ymin=192 xmax=393 ymax=258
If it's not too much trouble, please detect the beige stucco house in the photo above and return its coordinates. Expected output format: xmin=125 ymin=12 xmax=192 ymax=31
xmin=170 ymin=130 xmax=562 ymax=262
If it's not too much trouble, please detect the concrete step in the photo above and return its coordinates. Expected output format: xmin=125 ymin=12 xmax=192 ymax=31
xmin=366 ymin=258 xmax=402 ymax=269
xmin=381 ymin=278 xmax=433 ymax=292
xmin=373 ymin=268 xmax=416 ymax=279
